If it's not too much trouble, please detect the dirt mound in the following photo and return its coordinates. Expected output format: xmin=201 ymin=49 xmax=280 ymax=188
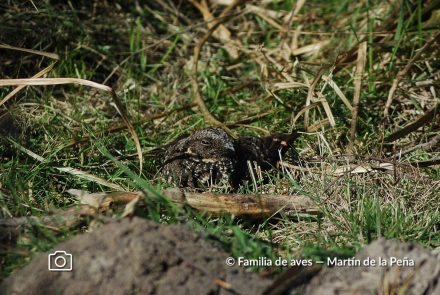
xmin=303 ymin=238 xmax=440 ymax=295
xmin=1 ymin=217 xmax=271 ymax=295
xmin=3 ymin=218 xmax=438 ymax=295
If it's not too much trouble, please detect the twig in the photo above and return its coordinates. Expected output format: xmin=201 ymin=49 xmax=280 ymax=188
xmin=1 ymin=188 xmax=319 ymax=243
xmin=162 ymin=188 xmax=319 ymax=217
xmin=395 ymin=134 xmax=440 ymax=157
xmin=385 ymin=104 xmax=439 ymax=142
xmin=409 ymin=158 xmax=440 ymax=168
xmin=190 ymin=0 xmax=246 ymax=139
xmin=71 ymin=188 xmax=319 ymax=217
xmin=348 ymin=41 xmax=367 ymax=153
xmin=383 ymin=33 xmax=440 ymax=119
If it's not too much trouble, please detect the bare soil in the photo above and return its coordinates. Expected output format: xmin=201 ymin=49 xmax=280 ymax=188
xmin=2 ymin=218 xmax=439 ymax=295
xmin=1 ymin=217 xmax=271 ymax=295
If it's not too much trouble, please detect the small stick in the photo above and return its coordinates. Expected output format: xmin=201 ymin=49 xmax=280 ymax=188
xmin=162 ymin=188 xmax=319 ymax=217
xmin=1 ymin=189 xmax=319 ymax=243
xmin=395 ymin=134 xmax=440 ymax=157
xmin=385 ymin=104 xmax=439 ymax=142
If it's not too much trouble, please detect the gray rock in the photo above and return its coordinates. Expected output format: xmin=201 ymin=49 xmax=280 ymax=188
xmin=303 ymin=238 xmax=440 ymax=295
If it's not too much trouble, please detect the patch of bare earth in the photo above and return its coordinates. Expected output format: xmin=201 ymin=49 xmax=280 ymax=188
xmin=1 ymin=217 xmax=271 ymax=295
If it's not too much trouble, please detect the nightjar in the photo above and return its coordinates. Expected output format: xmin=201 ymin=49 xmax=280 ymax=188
xmin=162 ymin=128 xmax=236 ymax=189
xmin=161 ymin=127 xmax=299 ymax=190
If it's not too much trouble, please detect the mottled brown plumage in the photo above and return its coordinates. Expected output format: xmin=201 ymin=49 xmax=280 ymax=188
xmin=162 ymin=128 xmax=236 ymax=189
xmin=161 ymin=128 xmax=299 ymax=190
xmin=232 ymin=131 xmax=300 ymax=187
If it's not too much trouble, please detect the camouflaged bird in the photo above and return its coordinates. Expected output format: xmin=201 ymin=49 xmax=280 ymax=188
xmin=162 ymin=128 xmax=236 ymax=189
xmin=161 ymin=127 xmax=299 ymax=190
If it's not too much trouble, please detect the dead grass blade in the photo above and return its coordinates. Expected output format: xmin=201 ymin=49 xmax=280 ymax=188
xmin=291 ymin=41 xmax=328 ymax=56
xmin=9 ymin=135 xmax=125 ymax=191
xmin=303 ymin=68 xmax=325 ymax=130
xmin=308 ymin=118 xmax=330 ymax=132
xmin=291 ymin=0 xmax=306 ymax=17
xmin=333 ymin=163 xmax=394 ymax=176
xmin=57 ymin=167 xmax=125 ymax=191
xmin=301 ymin=70 xmax=338 ymax=129
xmin=225 ymin=111 xmax=272 ymax=127
xmin=0 ymin=77 xmax=143 ymax=173
xmin=0 ymin=64 xmax=56 ymax=108
xmin=187 ymin=0 xmax=239 ymax=59
xmin=279 ymin=0 xmax=305 ymax=58
xmin=291 ymin=102 xmax=320 ymax=129
xmin=0 ymin=43 xmax=59 ymax=60
xmin=0 ymin=78 xmax=111 ymax=91
xmin=273 ymin=82 xmax=308 ymax=90
xmin=246 ymin=4 xmax=283 ymax=30
xmin=383 ymin=32 xmax=440 ymax=119
xmin=66 ymin=103 xmax=196 ymax=148
xmin=316 ymin=92 xmax=335 ymax=127
xmin=322 ymin=75 xmax=352 ymax=111
xmin=348 ymin=41 xmax=367 ymax=153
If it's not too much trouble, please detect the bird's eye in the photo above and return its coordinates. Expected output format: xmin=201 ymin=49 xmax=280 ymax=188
xmin=201 ymin=139 xmax=211 ymax=146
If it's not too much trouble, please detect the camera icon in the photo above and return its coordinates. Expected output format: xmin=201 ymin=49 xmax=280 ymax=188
xmin=48 ymin=250 xmax=73 ymax=272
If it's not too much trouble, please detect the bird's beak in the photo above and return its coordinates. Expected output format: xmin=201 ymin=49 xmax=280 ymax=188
xmin=226 ymin=142 xmax=235 ymax=151
xmin=222 ymin=142 xmax=235 ymax=156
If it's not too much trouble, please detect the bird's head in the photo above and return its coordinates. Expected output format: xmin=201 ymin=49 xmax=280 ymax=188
xmin=183 ymin=128 xmax=235 ymax=159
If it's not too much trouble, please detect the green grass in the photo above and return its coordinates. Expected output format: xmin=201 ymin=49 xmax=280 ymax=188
xmin=1 ymin=0 xmax=439 ymax=280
